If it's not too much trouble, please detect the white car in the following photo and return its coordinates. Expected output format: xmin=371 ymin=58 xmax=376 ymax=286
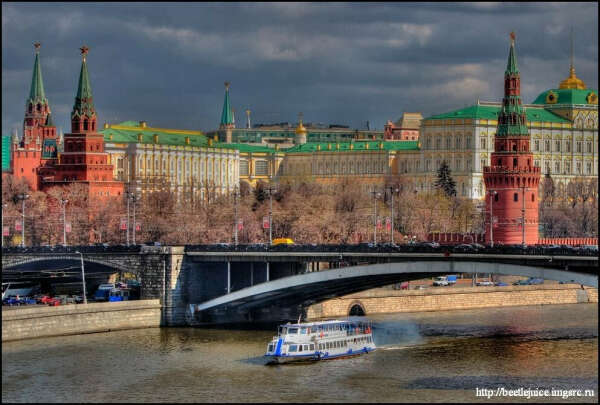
xmin=433 ymin=276 xmax=449 ymax=287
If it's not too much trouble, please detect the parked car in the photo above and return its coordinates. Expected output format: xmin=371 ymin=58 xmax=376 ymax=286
xmin=494 ymin=282 xmax=509 ymax=287
xmin=476 ymin=280 xmax=494 ymax=286
xmin=453 ymin=244 xmax=476 ymax=253
xmin=433 ymin=276 xmax=449 ymax=287
xmin=415 ymin=285 xmax=428 ymax=290
xmin=528 ymin=278 xmax=544 ymax=285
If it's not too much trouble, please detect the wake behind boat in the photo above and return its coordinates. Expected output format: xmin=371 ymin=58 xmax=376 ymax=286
xmin=265 ymin=319 xmax=375 ymax=364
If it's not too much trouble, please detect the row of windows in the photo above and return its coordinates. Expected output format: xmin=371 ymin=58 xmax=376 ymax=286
xmin=423 ymin=135 xmax=472 ymax=150
xmin=530 ymin=140 xmax=594 ymax=153
xmin=283 ymin=159 xmax=386 ymax=176
xmin=542 ymin=161 xmax=594 ymax=175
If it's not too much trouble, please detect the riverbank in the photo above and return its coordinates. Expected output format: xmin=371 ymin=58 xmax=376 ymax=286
xmin=306 ymin=283 xmax=598 ymax=319
xmin=2 ymin=299 xmax=161 ymax=342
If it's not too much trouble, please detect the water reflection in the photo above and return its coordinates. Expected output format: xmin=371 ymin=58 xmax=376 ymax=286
xmin=2 ymin=304 xmax=597 ymax=403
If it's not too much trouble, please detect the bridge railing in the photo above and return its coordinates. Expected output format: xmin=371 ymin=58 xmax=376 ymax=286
xmin=2 ymin=243 xmax=597 ymax=257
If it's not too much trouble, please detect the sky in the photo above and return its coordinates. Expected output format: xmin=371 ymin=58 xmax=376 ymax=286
xmin=2 ymin=2 xmax=598 ymax=136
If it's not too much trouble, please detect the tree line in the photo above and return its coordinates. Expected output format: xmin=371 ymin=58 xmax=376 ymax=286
xmin=1 ymin=168 xmax=596 ymax=246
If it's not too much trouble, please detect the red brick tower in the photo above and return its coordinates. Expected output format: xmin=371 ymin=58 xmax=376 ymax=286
xmin=44 ymin=46 xmax=124 ymax=199
xmin=483 ymin=33 xmax=541 ymax=245
xmin=11 ymin=43 xmax=59 ymax=190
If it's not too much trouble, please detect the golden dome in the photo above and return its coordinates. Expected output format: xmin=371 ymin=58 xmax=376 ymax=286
xmin=295 ymin=121 xmax=307 ymax=135
xmin=559 ymin=66 xmax=586 ymax=90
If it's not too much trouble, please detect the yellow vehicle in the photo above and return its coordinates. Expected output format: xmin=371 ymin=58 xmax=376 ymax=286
xmin=272 ymin=238 xmax=294 ymax=246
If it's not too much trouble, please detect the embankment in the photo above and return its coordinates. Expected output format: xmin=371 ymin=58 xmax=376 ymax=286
xmin=306 ymin=284 xmax=598 ymax=319
xmin=2 ymin=299 xmax=161 ymax=342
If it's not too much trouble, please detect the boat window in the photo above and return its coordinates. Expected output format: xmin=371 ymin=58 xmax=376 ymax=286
xmin=300 ymin=328 xmax=307 ymax=334
xmin=289 ymin=345 xmax=297 ymax=352
xmin=310 ymin=344 xmax=314 ymax=350
xmin=288 ymin=328 xmax=298 ymax=334
xmin=319 ymin=344 xmax=323 ymax=350
xmin=298 ymin=345 xmax=303 ymax=352
xmin=268 ymin=344 xmax=274 ymax=352
xmin=304 ymin=345 xmax=309 ymax=351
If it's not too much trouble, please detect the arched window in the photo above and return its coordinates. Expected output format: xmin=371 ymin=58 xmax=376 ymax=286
xmin=83 ymin=119 xmax=88 ymax=131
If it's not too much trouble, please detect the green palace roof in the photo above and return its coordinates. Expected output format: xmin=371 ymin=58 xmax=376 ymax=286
xmin=214 ymin=142 xmax=279 ymax=154
xmin=284 ymin=140 xmax=419 ymax=153
xmin=425 ymin=104 xmax=569 ymax=123
xmin=101 ymin=121 xmax=209 ymax=147
xmin=532 ymin=88 xmax=598 ymax=105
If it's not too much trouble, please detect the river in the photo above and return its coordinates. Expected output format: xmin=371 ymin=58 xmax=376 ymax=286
xmin=2 ymin=303 xmax=597 ymax=403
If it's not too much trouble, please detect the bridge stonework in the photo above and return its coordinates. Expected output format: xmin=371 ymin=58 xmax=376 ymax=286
xmin=2 ymin=246 xmax=190 ymax=326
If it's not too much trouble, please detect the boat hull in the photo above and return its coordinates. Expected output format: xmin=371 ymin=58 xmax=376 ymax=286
xmin=266 ymin=347 xmax=375 ymax=365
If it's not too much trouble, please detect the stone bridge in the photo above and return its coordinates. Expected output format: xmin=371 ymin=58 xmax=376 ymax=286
xmin=2 ymin=246 xmax=598 ymax=325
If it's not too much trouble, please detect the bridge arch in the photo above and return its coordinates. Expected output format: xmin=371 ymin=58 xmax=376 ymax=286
xmin=2 ymin=255 xmax=133 ymax=275
xmin=192 ymin=260 xmax=598 ymax=314
xmin=348 ymin=301 xmax=366 ymax=316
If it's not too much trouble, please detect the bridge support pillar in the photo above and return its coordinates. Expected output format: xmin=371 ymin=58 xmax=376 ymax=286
xmin=227 ymin=262 xmax=231 ymax=294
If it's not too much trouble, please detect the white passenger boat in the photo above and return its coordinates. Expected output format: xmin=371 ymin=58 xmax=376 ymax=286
xmin=265 ymin=319 xmax=376 ymax=364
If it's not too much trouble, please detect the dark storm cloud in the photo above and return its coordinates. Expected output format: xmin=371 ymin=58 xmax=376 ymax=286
xmin=2 ymin=2 xmax=597 ymax=136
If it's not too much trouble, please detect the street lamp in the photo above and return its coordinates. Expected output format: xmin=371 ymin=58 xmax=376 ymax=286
xmin=1 ymin=203 xmax=7 ymax=247
xmin=75 ymin=250 xmax=88 ymax=304
xmin=265 ymin=184 xmax=277 ymax=244
xmin=388 ymin=187 xmax=399 ymax=245
xmin=488 ymin=190 xmax=497 ymax=248
xmin=17 ymin=193 xmax=30 ymax=248
xmin=233 ymin=186 xmax=240 ymax=246
xmin=126 ymin=190 xmax=140 ymax=245
xmin=370 ymin=189 xmax=381 ymax=245
xmin=60 ymin=199 xmax=69 ymax=246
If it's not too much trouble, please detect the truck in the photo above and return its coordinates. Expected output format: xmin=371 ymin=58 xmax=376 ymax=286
xmin=433 ymin=275 xmax=457 ymax=287
xmin=94 ymin=283 xmax=115 ymax=302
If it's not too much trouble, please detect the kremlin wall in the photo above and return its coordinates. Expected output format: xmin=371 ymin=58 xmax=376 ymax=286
xmin=2 ymin=34 xmax=598 ymax=247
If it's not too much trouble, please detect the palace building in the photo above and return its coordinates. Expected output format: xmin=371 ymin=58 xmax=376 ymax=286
xmin=405 ymin=62 xmax=597 ymax=199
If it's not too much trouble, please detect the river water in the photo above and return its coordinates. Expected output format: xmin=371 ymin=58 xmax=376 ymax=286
xmin=2 ymin=303 xmax=597 ymax=403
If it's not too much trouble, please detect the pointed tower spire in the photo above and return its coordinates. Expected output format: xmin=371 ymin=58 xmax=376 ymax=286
xmin=505 ymin=31 xmax=519 ymax=75
xmin=220 ymin=82 xmax=234 ymax=128
xmin=71 ymin=45 xmax=97 ymax=132
xmin=559 ymin=27 xmax=586 ymax=89
xmin=28 ymin=42 xmax=47 ymax=104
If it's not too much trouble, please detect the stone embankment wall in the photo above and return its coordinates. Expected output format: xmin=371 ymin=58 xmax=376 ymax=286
xmin=2 ymin=300 xmax=161 ymax=342
xmin=306 ymin=284 xmax=598 ymax=319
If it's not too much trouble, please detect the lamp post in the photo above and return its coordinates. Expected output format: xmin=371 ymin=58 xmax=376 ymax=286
xmin=75 ymin=250 xmax=88 ymax=304
xmin=125 ymin=190 xmax=139 ymax=245
xmin=131 ymin=193 xmax=139 ymax=245
xmin=521 ymin=185 xmax=526 ymax=247
xmin=17 ymin=194 xmax=30 ymax=248
xmin=233 ymin=186 xmax=240 ymax=246
xmin=126 ymin=191 xmax=130 ymax=246
xmin=60 ymin=199 xmax=68 ymax=246
xmin=488 ymin=190 xmax=497 ymax=247
xmin=265 ymin=184 xmax=277 ymax=244
xmin=388 ymin=187 xmax=399 ymax=244
xmin=1 ymin=203 xmax=7 ymax=247
xmin=370 ymin=189 xmax=381 ymax=245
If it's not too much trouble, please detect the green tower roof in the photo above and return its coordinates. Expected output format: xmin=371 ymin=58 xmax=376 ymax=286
xmin=505 ymin=34 xmax=519 ymax=75
xmin=28 ymin=51 xmax=46 ymax=102
xmin=220 ymin=82 xmax=233 ymax=127
xmin=72 ymin=46 xmax=95 ymax=118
